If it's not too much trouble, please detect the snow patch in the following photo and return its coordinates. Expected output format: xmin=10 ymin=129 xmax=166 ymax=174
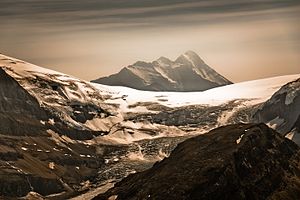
xmin=127 ymin=144 xmax=145 ymax=161
xmin=21 ymin=147 xmax=28 ymax=151
xmin=154 ymin=66 xmax=176 ymax=83
xmin=156 ymin=149 xmax=169 ymax=160
xmin=183 ymin=54 xmax=216 ymax=83
xmin=108 ymin=195 xmax=118 ymax=200
xmin=236 ymin=134 xmax=244 ymax=144
xmin=266 ymin=116 xmax=285 ymax=129
xmin=48 ymin=162 xmax=55 ymax=170
xmin=285 ymin=89 xmax=298 ymax=105
xmin=84 ymin=117 xmax=114 ymax=132
xmin=285 ymin=132 xmax=294 ymax=140
xmin=48 ymin=118 xmax=55 ymax=125
xmin=285 ymin=128 xmax=300 ymax=145
xmin=47 ymin=129 xmax=74 ymax=150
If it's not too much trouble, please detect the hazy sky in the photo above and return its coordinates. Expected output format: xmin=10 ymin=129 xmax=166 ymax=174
xmin=0 ymin=0 xmax=299 ymax=82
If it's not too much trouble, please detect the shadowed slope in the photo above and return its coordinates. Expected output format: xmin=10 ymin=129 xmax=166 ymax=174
xmin=94 ymin=123 xmax=300 ymax=200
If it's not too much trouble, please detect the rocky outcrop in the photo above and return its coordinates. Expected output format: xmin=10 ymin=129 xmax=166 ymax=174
xmin=94 ymin=124 xmax=300 ymax=200
xmin=0 ymin=68 xmax=49 ymax=136
xmin=253 ymin=78 xmax=300 ymax=144
xmin=0 ymin=173 xmax=64 ymax=197
xmin=0 ymin=65 xmax=108 ymax=140
xmin=92 ymin=51 xmax=232 ymax=91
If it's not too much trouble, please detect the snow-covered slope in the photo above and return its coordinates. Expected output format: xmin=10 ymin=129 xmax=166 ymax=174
xmin=1 ymin=52 xmax=299 ymax=138
xmin=1 ymin=54 xmax=121 ymax=138
xmin=92 ymin=51 xmax=232 ymax=91
xmin=93 ymin=74 xmax=300 ymax=112
xmin=91 ymin=73 xmax=300 ymax=144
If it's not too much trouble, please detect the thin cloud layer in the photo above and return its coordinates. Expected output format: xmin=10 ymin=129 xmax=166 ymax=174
xmin=0 ymin=0 xmax=299 ymax=82
xmin=1 ymin=0 xmax=299 ymax=27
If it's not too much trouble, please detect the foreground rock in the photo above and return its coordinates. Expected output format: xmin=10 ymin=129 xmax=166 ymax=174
xmin=94 ymin=123 xmax=300 ymax=200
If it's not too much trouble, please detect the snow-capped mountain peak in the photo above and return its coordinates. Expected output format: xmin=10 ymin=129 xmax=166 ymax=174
xmin=175 ymin=50 xmax=206 ymax=66
xmin=154 ymin=56 xmax=173 ymax=67
xmin=92 ymin=51 xmax=232 ymax=91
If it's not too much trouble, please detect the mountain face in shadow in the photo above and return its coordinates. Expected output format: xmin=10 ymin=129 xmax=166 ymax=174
xmin=253 ymin=78 xmax=300 ymax=145
xmin=92 ymin=51 xmax=232 ymax=91
xmin=0 ymin=54 xmax=119 ymax=198
xmin=94 ymin=123 xmax=300 ymax=200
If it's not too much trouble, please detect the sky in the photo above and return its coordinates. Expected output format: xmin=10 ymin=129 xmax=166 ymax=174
xmin=0 ymin=0 xmax=299 ymax=83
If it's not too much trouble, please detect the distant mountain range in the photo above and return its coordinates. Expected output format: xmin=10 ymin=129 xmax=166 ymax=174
xmin=92 ymin=51 xmax=232 ymax=91
xmin=0 ymin=53 xmax=299 ymax=199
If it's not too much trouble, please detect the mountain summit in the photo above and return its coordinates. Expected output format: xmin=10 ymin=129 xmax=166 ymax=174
xmin=92 ymin=51 xmax=232 ymax=91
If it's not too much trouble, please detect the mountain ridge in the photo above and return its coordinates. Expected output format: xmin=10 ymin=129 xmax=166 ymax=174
xmin=92 ymin=51 xmax=232 ymax=91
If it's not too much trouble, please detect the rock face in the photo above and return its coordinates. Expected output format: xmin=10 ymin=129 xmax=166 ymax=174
xmin=0 ymin=54 xmax=122 ymax=198
xmin=92 ymin=51 xmax=232 ymax=91
xmin=0 ymin=67 xmax=48 ymax=137
xmin=253 ymin=78 xmax=300 ymax=145
xmin=1 ymin=55 xmax=121 ymax=140
xmin=94 ymin=124 xmax=300 ymax=200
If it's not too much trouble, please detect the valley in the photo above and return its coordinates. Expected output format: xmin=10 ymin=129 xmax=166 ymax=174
xmin=0 ymin=53 xmax=299 ymax=199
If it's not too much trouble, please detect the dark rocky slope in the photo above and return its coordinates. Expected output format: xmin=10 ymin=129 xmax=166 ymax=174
xmin=94 ymin=123 xmax=300 ymax=200
xmin=254 ymin=78 xmax=300 ymax=145
xmin=92 ymin=51 xmax=232 ymax=91
xmin=0 ymin=68 xmax=49 ymax=136
xmin=0 ymin=68 xmax=104 ymax=198
xmin=0 ymin=56 xmax=121 ymax=198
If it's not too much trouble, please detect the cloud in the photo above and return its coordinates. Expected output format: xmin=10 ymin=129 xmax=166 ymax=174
xmin=0 ymin=0 xmax=299 ymax=29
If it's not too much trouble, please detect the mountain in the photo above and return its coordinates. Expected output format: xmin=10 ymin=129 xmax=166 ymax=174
xmin=0 ymin=54 xmax=121 ymax=139
xmin=94 ymin=123 xmax=300 ymax=200
xmin=253 ymin=78 xmax=300 ymax=145
xmin=92 ymin=51 xmax=232 ymax=91
xmin=0 ymin=53 xmax=299 ymax=199
xmin=0 ymin=54 xmax=124 ymax=198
